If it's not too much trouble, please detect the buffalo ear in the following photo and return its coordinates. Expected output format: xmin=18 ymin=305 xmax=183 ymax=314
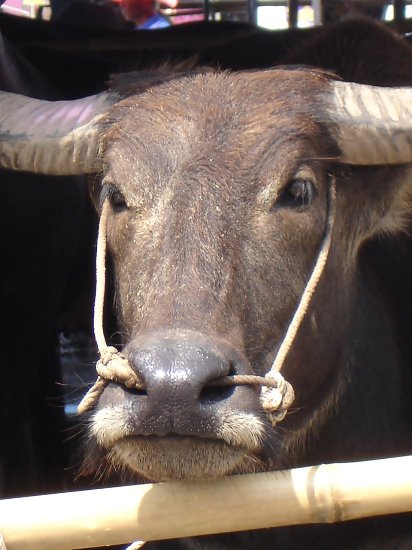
xmin=321 ymin=80 xmax=412 ymax=239
xmin=378 ymin=168 xmax=412 ymax=236
xmin=339 ymin=164 xmax=412 ymax=252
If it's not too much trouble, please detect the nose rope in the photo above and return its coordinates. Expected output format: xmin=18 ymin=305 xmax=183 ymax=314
xmin=78 ymin=178 xmax=337 ymax=428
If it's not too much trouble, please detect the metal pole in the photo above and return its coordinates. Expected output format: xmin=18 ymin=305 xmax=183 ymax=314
xmin=394 ymin=0 xmax=405 ymax=22
xmin=288 ymin=0 xmax=299 ymax=28
xmin=312 ymin=0 xmax=322 ymax=25
xmin=248 ymin=0 xmax=258 ymax=25
xmin=203 ymin=0 xmax=210 ymax=21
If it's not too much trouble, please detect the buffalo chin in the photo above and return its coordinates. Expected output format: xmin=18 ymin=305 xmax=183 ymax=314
xmin=108 ymin=435 xmax=249 ymax=481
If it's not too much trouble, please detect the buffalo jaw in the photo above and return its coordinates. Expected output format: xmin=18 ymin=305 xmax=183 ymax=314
xmin=89 ymin=389 xmax=266 ymax=482
xmin=109 ymin=437 xmax=248 ymax=482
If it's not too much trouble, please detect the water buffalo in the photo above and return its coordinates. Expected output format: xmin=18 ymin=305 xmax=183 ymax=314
xmin=1 ymin=16 xmax=412 ymax=549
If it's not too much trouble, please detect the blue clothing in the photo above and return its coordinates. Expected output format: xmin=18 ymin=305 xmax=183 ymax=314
xmin=139 ymin=13 xmax=170 ymax=29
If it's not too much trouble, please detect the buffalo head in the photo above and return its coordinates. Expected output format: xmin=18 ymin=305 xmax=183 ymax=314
xmin=1 ymin=69 xmax=412 ymax=482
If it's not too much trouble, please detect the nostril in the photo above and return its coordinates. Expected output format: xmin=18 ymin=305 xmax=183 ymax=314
xmin=126 ymin=386 xmax=147 ymax=397
xmin=115 ymin=382 xmax=147 ymax=397
xmin=199 ymin=384 xmax=235 ymax=404
xmin=199 ymin=361 xmax=237 ymax=404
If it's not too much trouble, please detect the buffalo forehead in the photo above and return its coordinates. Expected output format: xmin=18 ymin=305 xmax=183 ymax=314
xmin=104 ymin=69 xmax=332 ymax=196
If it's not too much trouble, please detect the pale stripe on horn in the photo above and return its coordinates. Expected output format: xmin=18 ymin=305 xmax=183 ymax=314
xmin=0 ymin=91 xmax=118 ymax=175
xmin=330 ymin=81 xmax=412 ymax=165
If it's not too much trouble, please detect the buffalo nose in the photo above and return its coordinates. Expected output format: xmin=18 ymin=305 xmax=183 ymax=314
xmin=124 ymin=331 xmax=250 ymax=437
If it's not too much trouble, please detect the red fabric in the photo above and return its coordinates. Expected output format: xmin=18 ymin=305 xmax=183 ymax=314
xmin=113 ymin=0 xmax=177 ymax=9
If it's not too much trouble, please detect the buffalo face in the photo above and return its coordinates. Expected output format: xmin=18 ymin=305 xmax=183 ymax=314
xmin=86 ymin=70 xmax=352 ymax=481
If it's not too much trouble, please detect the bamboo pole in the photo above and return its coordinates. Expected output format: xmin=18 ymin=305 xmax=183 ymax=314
xmin=1 ymin=455 xmax=412 ymax=550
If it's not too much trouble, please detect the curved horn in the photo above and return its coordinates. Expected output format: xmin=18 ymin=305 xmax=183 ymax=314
xmin=330 ymin=81 xmax=412 ymax=165
xmin=0 ymin=91 xmax=118 ymax=175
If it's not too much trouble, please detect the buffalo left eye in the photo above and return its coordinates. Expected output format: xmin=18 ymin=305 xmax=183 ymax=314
xmin=105 ymin=185 xmax=128 ymax=213
xmin=277 ymin=179 xmax=314 ymax=209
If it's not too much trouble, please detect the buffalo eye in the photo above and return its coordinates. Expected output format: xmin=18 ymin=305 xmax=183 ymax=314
xmin=277 ymin=179 xmax=314 ymax=209
xmin=105 ymin=185 xmax=128 ymax=213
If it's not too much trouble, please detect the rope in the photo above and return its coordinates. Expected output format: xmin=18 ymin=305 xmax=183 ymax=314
xmin=261 ymin=177 xmax=337 ymax=424
xmin=94 ymin=195 xmax=110 ymax=353
xmin=78 ymin=178 xmax=337 ymax=427
xmin=78 ymin=200 xmax=144 ymax=414
xmin=125 ymin=540 xmax=146 ymax=550
xmin=0 ymin=532 xmax=7 ymax=550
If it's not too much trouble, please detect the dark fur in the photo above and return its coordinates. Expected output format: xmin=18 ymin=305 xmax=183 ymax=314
xmin=0 ymin=32 xmax=95 ymax=497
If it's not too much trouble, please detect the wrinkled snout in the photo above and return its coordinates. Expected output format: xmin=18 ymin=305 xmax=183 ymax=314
xmin=91 ymin=330 xmax=267 ymax=481
xmin=98 ymin=330 xmax=259 ymax=438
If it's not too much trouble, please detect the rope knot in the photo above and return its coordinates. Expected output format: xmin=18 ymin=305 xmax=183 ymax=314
xmin=260 ymin=371 xmax=295 ymax=426
xmin=99 ymin=345 xmax=120 ymax=365
xmin=77 ymin=347 xmax=144 ymax=414
xmin=97 ymin=346 xmax=143 ymax=390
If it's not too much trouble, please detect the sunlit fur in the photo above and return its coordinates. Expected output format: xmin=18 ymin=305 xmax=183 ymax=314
xmin=92 ymin=406 xmax=265 ymax=451
xmin=109 ymin=438 xmax=249 ymax=481
xmin=90 ymin=401 xmax=266 ymax=480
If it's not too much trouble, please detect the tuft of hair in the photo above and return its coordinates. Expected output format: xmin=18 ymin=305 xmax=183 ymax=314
xmin=107 ymin=58 xmax=212 ymax=98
